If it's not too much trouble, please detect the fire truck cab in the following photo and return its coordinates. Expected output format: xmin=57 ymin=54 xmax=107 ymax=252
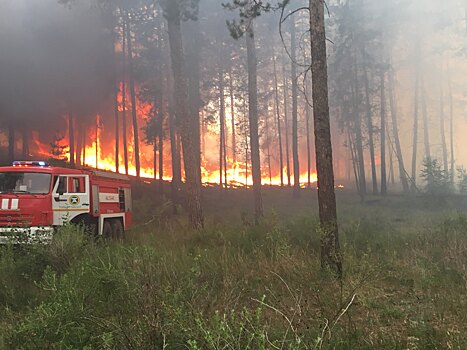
xmin=0 ymin=161 xmax=132 ymax=243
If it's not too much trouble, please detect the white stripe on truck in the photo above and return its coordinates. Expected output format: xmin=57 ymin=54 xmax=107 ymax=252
xmin=1 ymin=199 xmax=9 ymax=210
xmin=10 ymin=199 xmax=18 ymax=210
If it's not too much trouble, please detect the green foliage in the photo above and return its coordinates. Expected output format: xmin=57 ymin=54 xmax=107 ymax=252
xmin=420 ymin=157 xmax=454 ymax=196
xmin=1 ymin=203 xmax=467 ymax=349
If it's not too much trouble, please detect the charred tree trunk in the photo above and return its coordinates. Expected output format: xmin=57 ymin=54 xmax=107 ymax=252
xmin=380 ymin=70 xmax=387 ymax=196
xmin=388 ymin=69 xmax=409 ymax=193
xmin=69 ymin=111 xmax=75 ymax=167
xmin=158 ymin=104 xmax=164 ymax=193
xmin=166 ymin=3 xmax=204 ymax=228
xmin=291 ymin=15 xmax=300 ymax=197
xmin=125 ymin=14 xmax=141 ymax=179
xmin=246 ymin=23 xmax=263 ymax=223
xmin=283 ymin=62 xmax=291 ymax=187
xmin=273 ymin=49 xmax=284 ymax=186
xmin=310 ymin=0 xmax=342 ymax=277
xmin=363 ymin=65 xmax=378 ymax=195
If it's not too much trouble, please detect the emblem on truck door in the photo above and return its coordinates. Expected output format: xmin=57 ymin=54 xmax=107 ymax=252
xmin=68 ymin=195 xmax=80 ymax=206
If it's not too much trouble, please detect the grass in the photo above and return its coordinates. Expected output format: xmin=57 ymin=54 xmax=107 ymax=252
xmin=0 ymin=188 xmax=466 ymax=349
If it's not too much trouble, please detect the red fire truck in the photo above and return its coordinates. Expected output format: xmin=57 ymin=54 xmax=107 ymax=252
xmin=0 ymin=161 xmax=132 ymax=243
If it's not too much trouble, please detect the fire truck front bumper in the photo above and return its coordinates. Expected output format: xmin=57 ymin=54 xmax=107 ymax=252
xmin=0 ymin=227 xmax=54 ymax=244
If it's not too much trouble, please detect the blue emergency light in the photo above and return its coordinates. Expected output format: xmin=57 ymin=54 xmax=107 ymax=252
xmin=12 ymin=161 xmax=49 ymax=167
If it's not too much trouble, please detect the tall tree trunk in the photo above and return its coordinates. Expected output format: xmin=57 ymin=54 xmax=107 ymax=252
xmin=169 ymin=75 xmax=181 ymax=214
xmin=185 ymin=19 xmax=202 ymax=186
xmin=351 ymin=60 xmax=366 ymax=197
xmin=447 ymin=62 xmax=455 ymax=180
xmin=291 ymin=14 xmax=300 ymax=197
xmin=166 ymin=3 xmax=204 ymax=228
xmin=273 ymin=49 xmax=284 ymax=186
xmin=439 ymin=60 xmax=449 ymax=173
xmin=82 ymin=124 xmax=86 ymax=165
xmin=114 ymin=80 xmax=120 ymax=173
xmin=420 ymin=76 xmax=431 ymax=161
xmin=219 ymin=68 xmax=226 ymax=188
xmin=305 ymin=77 xmax=313 ymax=188
xmin=265 ymin=98 xmax=272 ymax=185
xmin=411 ymin=65 xmax=420 ymax=189
xmin=8 ymin=123 xmax=14 ymax=164
xmin=283 ymin=62 xmax=291 ymax=187
xmin=246 ymin=23 xmax=263 ymax=223
xmin=363 ymin=65 xmax=378 ymax=194
xmin=388 ymin=69 xmax=409 ymax=192
xmin=126 ymin=14 xmax=141 ymax=179
xmin=22 ymin=128 xmax=29 ymax=159
xmin=69 ymin=111 xmax=75 ymax=167
xmin=380 ymin=70 xmax=387 ymax=196
xmin=229 ymin=68 xmax=237 ymax=163
xmin=122 ymin=20 xmax=129 ymax=175
xmin=158 ymin=103 xmax=164 ymax=193
xmin=310 ymin=0 xmax=342 ymax=277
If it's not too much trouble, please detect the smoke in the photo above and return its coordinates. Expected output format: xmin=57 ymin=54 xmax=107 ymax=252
xmin=0 ymin=0 xmax=115 ymax=143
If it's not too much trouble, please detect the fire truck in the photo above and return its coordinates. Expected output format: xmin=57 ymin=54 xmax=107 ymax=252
xmin=0 ymin=161 xmax=132 ymax=243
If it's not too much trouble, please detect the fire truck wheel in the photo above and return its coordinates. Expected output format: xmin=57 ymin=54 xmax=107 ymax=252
xmin=103 ymin=220 xmax=113 ymax=239
xmin=112 ymin=219 xmax=124 ymax=240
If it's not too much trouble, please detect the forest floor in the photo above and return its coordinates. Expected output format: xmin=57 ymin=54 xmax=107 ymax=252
xmin=1 ymin=187 xmax=466 ymax=349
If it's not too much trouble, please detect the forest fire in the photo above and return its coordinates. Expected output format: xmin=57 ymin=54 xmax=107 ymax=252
xmin=30 ymin=128 xmax=318 ymax=187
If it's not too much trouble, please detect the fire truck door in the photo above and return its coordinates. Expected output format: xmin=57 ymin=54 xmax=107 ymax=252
xmin=52 ymin=175 xmax=91 ymax=225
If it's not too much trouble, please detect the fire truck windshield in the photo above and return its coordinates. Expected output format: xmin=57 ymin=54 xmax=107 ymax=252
xmin=0 ymin=172 xmax=52 ymax=194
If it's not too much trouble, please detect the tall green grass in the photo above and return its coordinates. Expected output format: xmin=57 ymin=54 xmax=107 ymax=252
xmin=0 ymin=198 xmax=466 ymax=349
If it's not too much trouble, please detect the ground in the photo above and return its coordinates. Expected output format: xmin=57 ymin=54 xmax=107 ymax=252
xmin=0 ymin=187 xmax=466 ymax=349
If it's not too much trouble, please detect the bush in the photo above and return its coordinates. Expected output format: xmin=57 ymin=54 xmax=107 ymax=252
xmin=420 ymin=157 xmax=454 ymax=196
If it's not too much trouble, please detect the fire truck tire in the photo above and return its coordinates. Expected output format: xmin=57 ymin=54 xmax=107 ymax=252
xmin=102 ymin=220 xmax=113 ymax=239
xmin=111 ymin=219 xmax=124 ymax=240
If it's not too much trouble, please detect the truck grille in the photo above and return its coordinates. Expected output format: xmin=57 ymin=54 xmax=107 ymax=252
xmin=0 ymin=213 xmax=34 ymax=226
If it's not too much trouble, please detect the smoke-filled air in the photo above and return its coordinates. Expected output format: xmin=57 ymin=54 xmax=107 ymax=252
xmin=1 ymin=0 xmax=467 ymax=348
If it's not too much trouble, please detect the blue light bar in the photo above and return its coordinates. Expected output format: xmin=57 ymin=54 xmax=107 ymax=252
xmin=12 ymin=161 xmax=49 ymax=167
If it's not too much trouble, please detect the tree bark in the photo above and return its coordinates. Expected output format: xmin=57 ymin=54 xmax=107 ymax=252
xmin=305 ymin=77 xmax=313 ymax=188
xmin=114 ymin=77 xmax=120 ymax=173
xmin=121 ymin=20 xmax=129 ymax=175
xmin=283 ymin=61 xmax=291 ymax=187
xmin=411 ymin=64 xmax=420 ymax=189
xmin=229 ymin=68 xmax=237 ymax=164
xmin=380 ymin=70 xmax=387 ymax=196
xmin=166 ymin=2 xmax=204 ymax=228
xmin=388 ymin=69 xmax=409 ymax=192
xmin=310 ymin=0 xmax=342 ymax=277
xmin=69 ymin=111 xmax=75 ymax=167
xmin=273 ymin=49 xmax=284 ymax=186
xmin=22 ymin=127 xmax=29 ymax=159
xmin=447 ymin=62 xmax=455 ymax=180
xmin=185 ymin=19 xmax=202 ymax=186
xmin=8 ymin=123 xmax=14 ymax=164
xmin=246 ymin=23 xmax=263 ymax=223
xmin=291 ymin=14 xmax=300 ymax=197
xmin=420 ymin=75 xmax=431 ymax=161
xmin=125 ymin=14 xmax=141 ymax=179
xmin=363 ymin=64 xmax=378 ymax=195
xmin=219 ymin=68 xmax=226 ymax=188
xmin=439 ymin=67 xmax=449 ymax=173
xmin=168 ymin=74 xmax=181 ymax=214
